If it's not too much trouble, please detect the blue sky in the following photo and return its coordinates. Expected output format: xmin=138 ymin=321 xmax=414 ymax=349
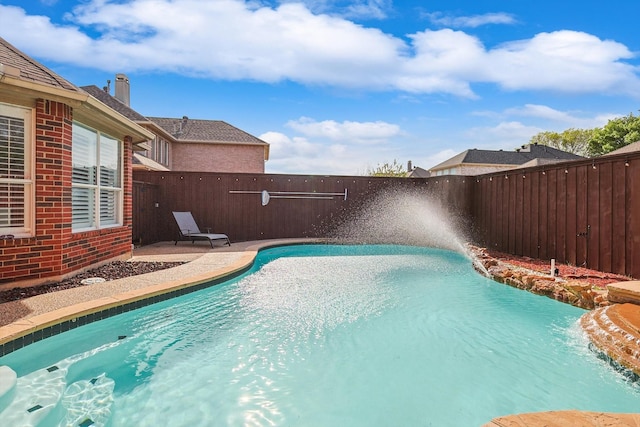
xmin=1 ymin=0 xmax=639 ymax=175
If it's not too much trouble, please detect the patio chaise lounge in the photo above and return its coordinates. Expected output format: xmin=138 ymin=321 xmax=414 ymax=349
xmin=172 ymin=211 xmax=231 ymax=247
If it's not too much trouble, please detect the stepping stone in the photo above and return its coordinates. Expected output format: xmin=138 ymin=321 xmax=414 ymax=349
xmin=607 ymin=281 xmax=640 ymax=305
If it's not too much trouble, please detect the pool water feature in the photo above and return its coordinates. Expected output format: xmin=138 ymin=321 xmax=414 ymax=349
xmin=0 ymin=245 xmax=638 ymax=426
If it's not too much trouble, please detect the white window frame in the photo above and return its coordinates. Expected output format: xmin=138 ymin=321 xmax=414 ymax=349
xmin=72 ymin=122 xmax=123 ymax=232
xmin=0 ymin=103 xmax=34 ymax=238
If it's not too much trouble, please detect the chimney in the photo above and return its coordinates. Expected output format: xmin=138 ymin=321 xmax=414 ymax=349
xmin=114 ymin=73 xmax=130 ymax=106
xmin=407 ymin=160 xmax=413 ymax=171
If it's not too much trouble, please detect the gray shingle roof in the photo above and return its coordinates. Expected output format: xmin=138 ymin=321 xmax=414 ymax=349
xmin=0 ymin=37 xmax=78 ymax=91
xmin=80 ymin=85 xmax=148 ymax=122
xmin=431 ymin=144 xmax=584 ymax=170
xmin=147 ymin=116 xmax=268 ymax=145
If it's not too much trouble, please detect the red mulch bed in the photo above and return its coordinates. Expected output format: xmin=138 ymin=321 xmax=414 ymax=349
xmin=485 ymin=249 xmax=631 ymax=289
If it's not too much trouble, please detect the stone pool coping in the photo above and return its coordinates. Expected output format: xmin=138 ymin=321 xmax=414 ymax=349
xmin=1 ymin=239 xmax=639 ymax=426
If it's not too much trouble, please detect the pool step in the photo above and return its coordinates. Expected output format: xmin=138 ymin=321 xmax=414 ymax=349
xmin=0 ymin=365 xmax=18 ymax=412
xmin=0 ymin=364 xmax=67 ymax=426
xmin=580 ymin=304 xmax=640 ymax=377
xmin=0 ymin=365 xmax=116 ymax=427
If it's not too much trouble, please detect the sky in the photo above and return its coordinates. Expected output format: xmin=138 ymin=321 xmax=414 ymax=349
xmin=1 ymin=0 xmax=639 ymax=175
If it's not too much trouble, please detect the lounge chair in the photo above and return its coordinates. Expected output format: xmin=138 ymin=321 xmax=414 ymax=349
xmin=172 ymin=211 xmax=230 ymax=247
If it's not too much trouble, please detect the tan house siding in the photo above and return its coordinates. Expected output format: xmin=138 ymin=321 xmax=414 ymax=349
xmin=460 ymin=164 xmax=517 ymax=175
xmin=171 ymin=143 xmax=265 ymax=173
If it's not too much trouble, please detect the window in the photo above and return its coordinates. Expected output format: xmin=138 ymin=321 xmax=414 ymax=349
xmin=148 ymin=135 xmax=169 ymax=166
xmin=0 ymin=103 xmax=33 ymax=237
xmin=72 ymin=123 xmax=122 ymax=231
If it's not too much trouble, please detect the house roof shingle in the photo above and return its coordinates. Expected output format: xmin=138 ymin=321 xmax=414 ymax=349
xmin=430 ymin=144 xmax=583 ymax=171
xmin=147 ymin=116 xmax=269 ymax=146
xmin=0 ymin=37 xmax=78 ymax=91
xmin=80 ymin=85 xmax=148 ymax=122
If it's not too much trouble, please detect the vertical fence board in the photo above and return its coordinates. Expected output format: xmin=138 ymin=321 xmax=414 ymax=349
xmin=522 ymin=171 xmax=532 ymax=256
xmin=565 ymin=168 xmax=577 ymax=265
xmin=546 ymin=170 xmax=557 ymax=261
xmin=514 ymin=174 xmax=523 ymax=255
xmin=507 ymin=175 xmax=515 ymax=254
xmin=530 ymin=171 xmax=540 ymax=259
xmin=538 ymin=171 xmax=548 ymax=261
xmin=598 ymin=162 xmax=613 ymax=273
xmin=627 ymin=159 xmax=640 ymax=278
xmin=587 ymin=164 xmax=601 ymax=270
xmin=576 ymin=166 xmax=589 ymax=267
xmin=556 ymin=169 xmax=567 ymax=263
xmin=612 ymin=161 xmax=627 ymax=274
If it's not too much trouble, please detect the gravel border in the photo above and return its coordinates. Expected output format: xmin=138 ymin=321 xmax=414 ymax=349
xmin=0 ymin=261 xmax=185 ymax=303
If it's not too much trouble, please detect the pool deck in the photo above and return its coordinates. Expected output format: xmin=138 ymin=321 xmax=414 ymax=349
xmin=1 ymin=239 xmax=639 ymax=427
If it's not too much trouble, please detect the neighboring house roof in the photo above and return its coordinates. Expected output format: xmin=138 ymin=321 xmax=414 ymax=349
xmin=430 ymin=144 xmax=583 ymax=171
xmin=81 ymin=85 xmax=270 ymax=163
xmin=407 ymin=166 xmax=430 ymax=178
xmin=81 ymin=85 xmax=148 ymax=122
xmin=604 ymin=140 xmax=640 ymax=156
xmin=0 ymin=37 xmax=77 ymax=91
xmin=147 ymin=116 xmax=269 ymax=146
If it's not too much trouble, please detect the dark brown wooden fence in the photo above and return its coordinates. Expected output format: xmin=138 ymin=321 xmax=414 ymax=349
xmin=471 ymin=150 xmax=640 ymax=278
xmin=133 ymin=172 xmax=470 ymax=246
xmin=133 ymin=150 xmax=640 ymax=278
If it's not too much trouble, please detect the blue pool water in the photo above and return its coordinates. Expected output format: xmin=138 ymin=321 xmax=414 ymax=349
xmin=1 ymin=245 xmax=638 ymax=426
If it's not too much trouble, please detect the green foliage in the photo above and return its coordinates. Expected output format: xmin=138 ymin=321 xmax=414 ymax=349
xmin=367 ymin=159 xmax=407 ymax=177
xmin=588 ymin=113 xmax=640 ymax=156
xmin=528 ymin=128 xmax=592 ymax=157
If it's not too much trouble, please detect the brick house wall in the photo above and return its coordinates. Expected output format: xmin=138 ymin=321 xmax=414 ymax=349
xmin=0 ymin=100 xmax=134 ymax=287
xmin=171 ymin=143 xmax=265 ymax=173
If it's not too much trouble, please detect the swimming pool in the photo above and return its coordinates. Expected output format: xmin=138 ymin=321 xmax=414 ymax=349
xmin=0 ymin=244 xmax=638 ymax=426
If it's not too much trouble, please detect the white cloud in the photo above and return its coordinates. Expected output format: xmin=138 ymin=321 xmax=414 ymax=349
xmin=277 ymin=0 xmax=391 ymax=19
xmin=260 ymin=131 xmax=368 ymax=174
xmin=424 ymin=11 xmax=516 ymax=28
xmin=340 ymin=0 xmax=391 ymax=19
xmin=486 ymin=31 xmax=638 ymax=94
xmin=504 ymin=104 xmax=619 ymax=129
xmin=0 ymin=1 xmax=638 ymax=97
xmin=286 ymin=117 xmax=402 ymax=143
xmin=260 ymin=117 xmax=406 ymax=174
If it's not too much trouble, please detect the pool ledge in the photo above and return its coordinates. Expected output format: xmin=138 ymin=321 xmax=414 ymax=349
xmin=483 ymin=410 xmax=640 ymax=426
xmin=0 ymin=238 xmax=325 ymax=352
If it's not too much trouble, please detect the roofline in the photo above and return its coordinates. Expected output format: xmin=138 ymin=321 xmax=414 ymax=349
xmin=430 ymin=161 xmax=520 ymax=171
xmin=0 ymin=67 xmax=85 ymax=106
xmin=136 ymin=120 xmax=176 ymax=142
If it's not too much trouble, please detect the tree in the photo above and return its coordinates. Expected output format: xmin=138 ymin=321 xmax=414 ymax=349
xmin=588 ymin=113 xmax=640 ymax=156
xmin=528 ymin=128 xmax=592 ymax=157
xmin=367 ymin=159 xmax=407 ymax=177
